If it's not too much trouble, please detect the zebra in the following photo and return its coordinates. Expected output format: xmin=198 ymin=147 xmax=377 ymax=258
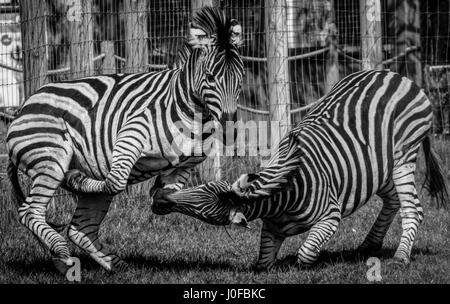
xmin=152 ymin=70 xmax=449 ymax=271
xmin=6 ymin=7 xmax=244 ymax=273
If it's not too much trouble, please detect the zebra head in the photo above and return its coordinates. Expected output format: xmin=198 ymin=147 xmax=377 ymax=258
xmin=151 ymin=180 xmax=249 ymax=227
xmin=152 ymin=133 xmax=303 ymax=226
xmin=184 ymin=7 xmax=245 ymax=122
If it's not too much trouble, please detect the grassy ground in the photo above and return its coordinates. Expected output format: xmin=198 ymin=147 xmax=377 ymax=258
xmin=0 ymin=120 xmax=449 ymax=283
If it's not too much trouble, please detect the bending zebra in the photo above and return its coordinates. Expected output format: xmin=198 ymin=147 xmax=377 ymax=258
xmin=7 ymin=7 xmax=244 ymax=272
xmin=153 ymin=70 xmax=449 ymax=270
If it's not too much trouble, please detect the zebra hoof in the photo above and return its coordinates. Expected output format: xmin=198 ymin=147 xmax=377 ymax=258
xmin=52 ymin=257 xmax=75 ymax=276
xmin=253 ymin=263 xmax=272 ymax=273
xmin=275 ymin=255 xmax=298 ymax=271
xmin=64 ymin=170 xmax=84 ymax=192
xmin=297 ymin=261 xmax=316 ymax=270
xmin=387 ymin=257 xmax=410 ymax=268
xmin=356 ymin=243 xmax=382 ymax=257
xmin=110 ymin=259 xmax=129 ymax=272
xmin=89 ymin=253 xmax=128 ymax=272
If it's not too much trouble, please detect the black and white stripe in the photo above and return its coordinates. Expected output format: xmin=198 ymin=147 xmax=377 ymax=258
xmin=155 ymin=70 xmax=449 ymax=270
xmin=6 ymin=7 xmax=244 ymax=272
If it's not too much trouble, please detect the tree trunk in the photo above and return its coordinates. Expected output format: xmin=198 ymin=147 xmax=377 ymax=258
xmin=124 ymin=0 xmax=149 ymax=73
xmin=325 ymin=0 xmax=339 ymax=93
xmin=20 ymin=0 xmax=47 ymax=98
xmin=100 ymin=41 xmax=116 ymax=74
xmin=68 ymin=0 xmax=94 ymax=79
xmin=387 ymin=0 xmax=422 ymax=86
xmin=191 ymin=0 xmax=222 ymax=182
xmin=266 ymin=0 xmax=291 ymax=153
xmin=360 ymin=0 xmax=383 ymax=70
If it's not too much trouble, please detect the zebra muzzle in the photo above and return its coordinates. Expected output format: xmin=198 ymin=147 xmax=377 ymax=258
xmin=151 ymin=188 xmax=177 ymax=215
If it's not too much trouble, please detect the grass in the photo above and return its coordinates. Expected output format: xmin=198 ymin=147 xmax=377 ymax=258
xmin=1 ymin=192 xmax=449 ymax=284
xmin=0 ymin=119 xmax=449 ymax=283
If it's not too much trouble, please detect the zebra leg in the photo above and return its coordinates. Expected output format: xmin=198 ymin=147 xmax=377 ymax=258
xmin=159 ymin=167 xmax=194 ymax=190
xmin=65 ymin=137 xmax=141 ymax=195
xmin=390 ymin=162 xmax=422 ymax=266
xmin=297 ymin=208 xmax=341 ymax=266
xmin=357 ymin=180 xmax=400 ymax=255
xmin=65 ymin=129 xmax=145 ymax=195
xmin=18 ymin=167 xmax=74 ymax=274
xmin=68 ymin=193 xmax=127 ymax=271
xmin=254 ymin=221 xmax=285 ymax=272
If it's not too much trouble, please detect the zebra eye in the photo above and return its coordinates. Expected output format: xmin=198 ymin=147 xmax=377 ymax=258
xmin=206 ymin=73 xmax=215 ymax=84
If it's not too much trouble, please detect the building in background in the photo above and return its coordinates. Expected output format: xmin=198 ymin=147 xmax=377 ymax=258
xmin=0 ymin=0 xmax=22 ymax=108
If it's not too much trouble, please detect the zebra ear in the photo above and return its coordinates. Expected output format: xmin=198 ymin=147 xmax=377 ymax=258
xmin=188 ymin=23 xmax=215 ymax=49
xmin=229 ymin=19 xmax=242 ymax=47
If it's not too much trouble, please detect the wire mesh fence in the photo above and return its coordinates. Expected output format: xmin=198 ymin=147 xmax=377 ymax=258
xmin=0 ymin=0 xmax=449 ymax=195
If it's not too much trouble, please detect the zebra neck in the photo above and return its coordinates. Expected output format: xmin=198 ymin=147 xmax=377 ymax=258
xmin=241 ymin=174 xmax=307 ymax=222
xmin=175 ymin=53 xmax=206 ymax=118
xmin=241 ymin=194 xmax=289 ymax=222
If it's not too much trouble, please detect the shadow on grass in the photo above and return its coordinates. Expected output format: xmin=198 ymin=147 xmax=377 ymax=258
xmin=3 ymin=252 xmax=238 ymax=278
xmin=120 ymin=253 xmax=238 ymax=272
xmin=275 ymin=246 xmax=438 ymax=270
xmin=2 ymin=258 xmax=60 ymax=278
xmin=2 ymin=246 xmax=438 ymax=279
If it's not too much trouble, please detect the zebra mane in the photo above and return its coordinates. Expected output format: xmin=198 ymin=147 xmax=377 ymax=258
xmin=191 ymin=6 xmax=239 ymax=51
xmin=172 ymin=7 xmax=241 ymax=68
xmin=172 ymin=43 xmax=190 ymax=69
xmin=240 ymin=133 xmax=303 ymax=200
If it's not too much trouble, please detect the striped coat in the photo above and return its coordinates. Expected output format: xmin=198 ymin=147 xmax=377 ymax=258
xmin=7 ymin=7 xmax=244 ymax=273
xmin=153 ymin=70 xmax=449 ymax=270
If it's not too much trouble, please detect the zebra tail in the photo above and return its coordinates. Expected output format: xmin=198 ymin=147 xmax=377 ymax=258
xmin=7 ymin=160 xmax=25 ymax=206
xmin=422 ymin=136 xmax=449 ymax=208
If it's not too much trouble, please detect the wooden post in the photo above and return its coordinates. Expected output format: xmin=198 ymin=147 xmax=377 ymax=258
xmin=359 ymin=0 xmax=383 ymax=70
xmin=100 ymin=41 xmax=116 ymax=74
xmin=19 ymin=0 xmax=47 ymax=99
xmin=68 ymin=0 xmax=94 ymax=79
xmin=191 ymin=0 xmax=222 ymax=182
xmin=124 ymin=0 xmax=149 ymax=73
xmin=410 ymin=0 xmax=422 ymax=86
xmin=191 ymin=0 xmax=220 ymax=12
xmin=325 ymin=0 xmax=339 ymax=93
xmin=266 ymin=0 xmax=291 ymax=150
xmin=387 ymin=0 xmax=422 ymax=86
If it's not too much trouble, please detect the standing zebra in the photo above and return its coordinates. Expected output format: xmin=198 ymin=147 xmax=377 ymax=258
xmin=153 ymin=70 xmax=449 ymax=270
xmin=6 ymin=7 xmax=244 ymax=272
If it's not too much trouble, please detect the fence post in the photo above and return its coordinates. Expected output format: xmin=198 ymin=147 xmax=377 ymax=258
xmin=389 ymin=0 xmax=422 ymax=86
xmin=124 ymin=0 xmax=149 ymax=73
xmin=19 ymin=0 xmax=47 ymax=99
xmin=359 ymin=0 xmax=383 ymax=70
xmin=191 ymin=0 xmax=222 ymax=182
xmin=100 ymin=41 xmax=116 ymax=74
xmin=266 ymin=0 xmax=291 ymax=151
xmin=191 ymin=0 xmax=220 ymax=12
xmin=68 ymin=0 xmax=94 ymax=79
xmin=326 ymin=0 xmax=339 ymax=93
